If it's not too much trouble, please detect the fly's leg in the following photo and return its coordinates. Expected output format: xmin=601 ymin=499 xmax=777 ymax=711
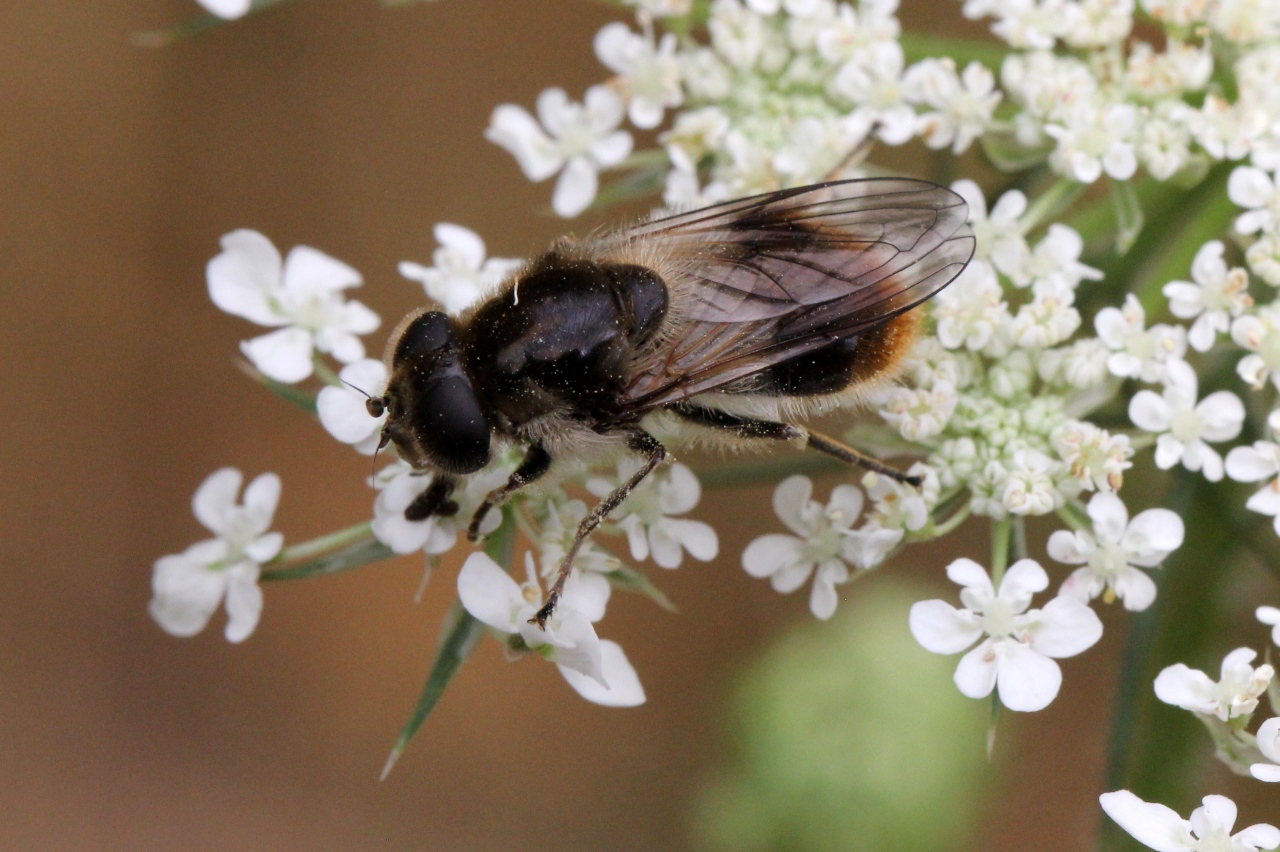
xmin=466 ymin=445 xmax=553 ymax=542
xmin=670 ymin=402 xmax=922 ymax=487
xmin=822 ymin=120 xmax=880 ymax=182
xmin=531 ymin=431 xmax=665 ymax=629
xmin=405 ymin=476 xmax=459 ymax=521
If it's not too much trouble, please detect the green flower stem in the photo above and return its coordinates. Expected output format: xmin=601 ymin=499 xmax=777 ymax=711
xmin=1020 ymin=178 xmax=1086 ymax=236
xmin=260 ymin=536 xmax=394 ymax=582
xmin=276 ymin=520 xmax=374 ymax=564
xmin=380 ymin=506 xmax=517 ymax=780
xmin=908 ymin=504 xmax=971 ymax=542
xmin=990 ymin=518 xmax=1012 ymax=586
xmin=235 ymin=358 xmax=318 ymax=414
xmin=899 ymin=32 xmax=1010 ymax=69
xmin=1054 ymin=503 xmax=1089 ymax=533
xmin=312 ymin=356 xmax=342 ymax=387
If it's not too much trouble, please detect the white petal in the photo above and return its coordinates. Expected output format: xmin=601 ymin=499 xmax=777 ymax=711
xmin=1099 ymin=790 xmax=1196 ymax=852
xmin=1227 ymin=446 xmax=1280 ymax=482
xmin=223 ymin=563 xmax=263 ymax=643
xmin=1197 ymin=392 xmax=1245 ymax=442
xmin=770 ymin=560 xmax=815 ymax=594
xmin=558 ymin=640 xmax=645 ymax=707
xmin=1122 ymin=509 xmax=1185 ymax=566
xmin=196 ymin=0 xmax=253 ymax=18
xmin=206 ymin=229 xmax=284 ymax=325
xmin=317 ymin=385 xmax=380 ymax=444
xmin=1249 ymin=763 xmax=1280 ymax=782
xmin=456 ymin=552 xmax=521 ymax=633
xmin=485 ymin=104 xmax=562 ymax=181
xmin=626 ymin=518 xmax=650 ymax=562
xmin=659 ymin=463 xmax=702 ymax=515
xmin=772 ymin=475 xmax=814 ymax=533
xmin=1027 ymin=596 xmax=1103 ymax=658
xmin=953 ymin=639 xmax=999 ymax=699
xmin=192 ymin=468 xmax=243 ymax=535
xmin=669 ymin=519 xmax=718 ymax=562
xmin=1234 ymin=823 xmax=1280 ymax=848
xmin=244 ymin=531 xmax=283 ymax=563
xmin=909 ymin=599 xmax=982 ymax=653
xmin=945 ymin=557 xmax=993 ymax=595
xmin=149 ymin=553 xmax=226 ymax=638
xmin=1193 ymin=795 xmax=1237 ymax=838
xmin=647 ymin=523 xmax=684 ymax=569
xmin=1047 ymin=530 xmax=1090 ymax=565
xmin=1154 ymin=435 xmax=1185 ymax=470
xmin=999 ymin=559 xmax=1049 ymax=606
xmin=551 ymin=157 xmax=598 ymax=218
xmin=589 ymin=130 xmax=634 ymax=168
xmin=1087 ymin=492 xmax=1129 ymax=544
xmin=1130 ymin=391 xmax=1173 ymax=432
xmin=1153 ymin=664 xmax=1218 ymax=713
xmin=1229 ymin=166 xmax=1275 ymax=208
xmin=540 ymin=611 xmax=605 ymax=685
xmin=742 ymin=534 xmax=804 ymax=579
xmin=240 ymin=327 xmax=314 ymax=384
xmin=1258 ymin=716 xmax=1280 ymax=762
xmin=1114 ymin=567 xmax=1157 ymax=612
xmin=996 ymin=643 xmax=1062 ymax=711
xmin=281 ymin=245 xmax=361 ymax=295
xmin=826 ymin=484 xmax=865 ymax=527
xmin=241 ymin=472 xmax=281 ymax=524
xmin=809 ymin=567 xmax=840 ymax=620
xmin=433 ymin=223 xmax=486 ymax=270
xmin=560 ymin=570 xmax=611 ymax=622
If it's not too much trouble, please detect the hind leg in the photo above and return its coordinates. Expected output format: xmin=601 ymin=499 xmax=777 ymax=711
xmin=669 ymin=402 xmax=921 ymax=486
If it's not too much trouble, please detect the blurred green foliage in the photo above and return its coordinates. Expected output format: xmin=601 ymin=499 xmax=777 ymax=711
xmin=691 ymin=581 xmax=990 ymax=852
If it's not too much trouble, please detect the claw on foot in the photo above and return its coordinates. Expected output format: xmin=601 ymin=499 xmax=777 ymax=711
xmin=528 ymin=593 xmax=559 ymax=629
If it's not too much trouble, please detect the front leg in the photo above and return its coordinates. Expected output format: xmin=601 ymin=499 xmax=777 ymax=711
xmin=531 ymin=430 xmax=666 ymax=628
xmin=466 ymin=445 xmax=553 ymax=542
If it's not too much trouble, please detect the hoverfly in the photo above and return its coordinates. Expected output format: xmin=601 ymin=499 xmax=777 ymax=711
xmin=367 ymin=178 xmax=975 ymax=626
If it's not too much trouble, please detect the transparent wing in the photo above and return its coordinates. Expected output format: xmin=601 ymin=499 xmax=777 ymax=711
xmin=614 ymin=178 xmax=975 ymax=409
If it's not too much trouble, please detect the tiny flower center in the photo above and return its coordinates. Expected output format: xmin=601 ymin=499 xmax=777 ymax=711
xmin=1124 ymin=328 xmax=1156 ymax=360
xmin=980 ymin=597 xmax=1015 ymax=638
xmin=1086 ymin=543 xmax=1129 ymax=580
xmin=1169 ymin=408 xmax=1204 ymax=443
xmin=1193 ymin=830 xmax=1234 ymax=852
xmin=1260 ymin=330 xmax=1280 ymax=368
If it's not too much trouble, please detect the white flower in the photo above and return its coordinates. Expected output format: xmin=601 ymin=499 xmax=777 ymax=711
xmin=1154 ymin=647 xmax=1275 ymax=722
xmin=950 ymin=181 xmax=1030 ymax=281
xmin=1186 ymin=95 xmax=1267 ymax=161
xmin=206 ymin=230 xmax=380 ymax=383
xmin=878 ymin=381 xmax=958 ymax=440
xmin=1052 ymin=420 xmax=1133 ymax=491
xmin=1138 ymin=0 xmax=1206 ymax=26
xmin=1210 ymin=0 xmax=1280 ymax=43
xmin=1002 ymin=449 xmax=1066 ymax=515
xmin=1136 ymin=104 xmax=1195 ymax=181
xmin=1023 ymin=224 xmax=1102 ymax=291
xmin=316 ymin=358 xmax=388 ymax=455
xmin=742 ymin=476 xmax=874 ymax=620
xmin=1061 ymin=0 xmax=1134 ymax=48
xmin=1011 ymin=283 xmax=1081 ymax=349
xmin=1040 ymin=338 xmax=1112 ymax=389
xmin=457 ymin=552 xmax=644 ymax=707
xmin=397 ymin=223 xmax=521 ymax=316
xmin=195 ymin=0 xmax=250 ymax=18
xmin=1049 ymin=492 xmax=1183 ymax=611
xmin=905 ymin=58 xmax=1001 ymax=154
xmin=1163 ymin=241 xmax=1254 ymax=352
xmin=909 ymin=557 xmax=1103 ymax=711
xmin=535 ymin=498 xmax=624 ymax=577
xmin=485 ymin=86 xmax=633 ymax=217
xmin=931 ymin=261 xmax=1009 ymax=351
xmin=1095 ymin=294 xmax=1188 ymax=382
xmin=1230 ymin=166 xmax=1280 ymax=236
xmin=1232 ymin=304 xmax=1280 ymax=389
xmin=626 ymin=0 xmax=693 ymax=14
xmin=1254 ymin=717 xmax=1280 ymax=781
xmin=815 ymin=0 xmax=901 ymax=66
xmin=586 ymin=460 xmax=718 ymax=569
xmin=1259 ymin=605 xmax=1280 ymax=645
xmin=1225 ymin=437 xmax=1280 ymax=533
xmin=1246 ymin=234 xmax=1280 ymax=286
xmin=1045 ymin=101 xmax=1138 ymax=184
xmin=594 ymin=22 xmax=683 ymax=129
xmin=829 ymin=42 xmax=917 ymax=145
xmin=1129 ymin=359 xmax=1244 ymax=481
xmin=1100 ymin=790 xmax=1280 ymax=852
xmin=980 ymin=0 xmax=1071 ymax=49
xmin=370 ymin=457 xmax=513 ymax=557
xmin=149 ymin=468 xmax=283 ymax=643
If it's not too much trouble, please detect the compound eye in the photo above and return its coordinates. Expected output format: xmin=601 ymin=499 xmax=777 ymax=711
xmin=411 ymin=375 xmax=491 ymax=475
xmin=393 ymin=311 xmax=451 ymax=367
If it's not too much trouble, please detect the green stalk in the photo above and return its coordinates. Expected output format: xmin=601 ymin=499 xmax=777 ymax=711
xmin=380 ymin=505 xmax=517 ymax=780
xmin=990 ymin=518 xmax=1012 ymax=585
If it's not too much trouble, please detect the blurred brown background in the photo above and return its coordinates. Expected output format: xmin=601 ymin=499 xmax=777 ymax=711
xmin=0 ymin=1 xmax=1273 ymax=849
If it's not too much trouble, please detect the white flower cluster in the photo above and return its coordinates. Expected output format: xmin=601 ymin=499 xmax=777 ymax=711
xmin=488 ymin=0 xmax=1003 ymax=215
